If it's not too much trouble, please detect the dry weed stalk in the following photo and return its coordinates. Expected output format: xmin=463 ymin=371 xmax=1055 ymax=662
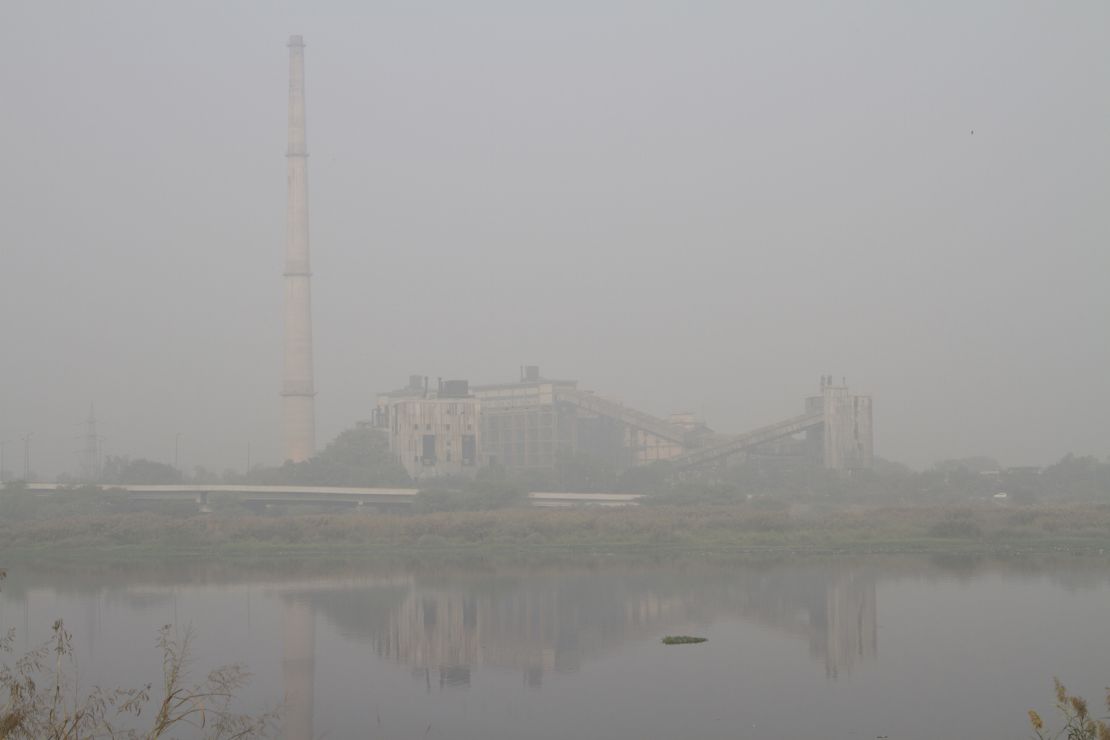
xmin=1029 ymin=678 xmax=1110 ymax=740
xmin=0 ymin=615 xmax=276 ymax=740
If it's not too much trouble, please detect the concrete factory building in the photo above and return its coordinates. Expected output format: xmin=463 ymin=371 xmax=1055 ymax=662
xmin=472 ymin=366 xmax=701 ymax=472
xmin=375 ymin=368 xmax=873 ymax=480
xmin=375 ymin=377 xmax=481 ymax=479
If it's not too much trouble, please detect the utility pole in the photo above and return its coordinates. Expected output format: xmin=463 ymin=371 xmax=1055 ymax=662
xmin=174 ymin=432 xmax=182 ymax=472
xmin=21 ymin=433 xmax=32 ymax=481
xmin=81 ymin=405 xmax=101 ymax=481
xmin=246 ymin=442 xmax=252 ymax=476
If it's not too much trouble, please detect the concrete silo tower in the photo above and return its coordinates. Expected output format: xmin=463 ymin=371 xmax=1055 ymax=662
xmin=282 ymin=34 xmax=316 ymax=462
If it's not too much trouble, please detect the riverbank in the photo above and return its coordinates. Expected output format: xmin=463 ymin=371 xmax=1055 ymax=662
xmin=2 ymin=503 xmax=1109 ymax=562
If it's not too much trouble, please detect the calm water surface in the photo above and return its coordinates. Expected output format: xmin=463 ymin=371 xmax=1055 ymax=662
xmin=1 ymin=554 xmax=1108 ymax=739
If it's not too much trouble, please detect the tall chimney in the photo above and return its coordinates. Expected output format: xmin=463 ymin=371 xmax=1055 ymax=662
xmin=282 ymin=34 xmax=316 ymax=462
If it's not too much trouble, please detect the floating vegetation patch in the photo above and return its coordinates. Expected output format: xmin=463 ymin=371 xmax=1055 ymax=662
xmin=662 ymin=635 xmax=707 ymax=645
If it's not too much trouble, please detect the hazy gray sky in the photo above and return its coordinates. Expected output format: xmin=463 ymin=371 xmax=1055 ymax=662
xmin=2 ymin=1 xmax=1107 ymax=476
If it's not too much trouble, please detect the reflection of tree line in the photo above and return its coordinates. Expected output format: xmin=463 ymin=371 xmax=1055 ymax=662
xmin=300 ymin=564 xmax=879 ymax=686
xmin=8 ymin=552 xmax=1107 ymax=602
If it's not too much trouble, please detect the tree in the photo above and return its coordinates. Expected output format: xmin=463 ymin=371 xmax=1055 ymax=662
xmin=1042 ymin=454 xmax=1106 ymax=500
xmin=0 ymin=482 xmax=39 ymax=521
xmin=252 ymin=424 xmax=409 ymax=487
xmin=551 ymin=449 xmax=617 ymax=492
xmin=101 ymin=457 xmax=182 ymax=485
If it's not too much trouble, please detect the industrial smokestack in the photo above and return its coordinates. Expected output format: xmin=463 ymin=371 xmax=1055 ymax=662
xmin=282 ymin=34 xmax=316 ymax=463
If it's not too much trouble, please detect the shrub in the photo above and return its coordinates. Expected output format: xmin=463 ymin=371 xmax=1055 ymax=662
xmin=0 ymin=620 xmax=277 ymax=739
xmin=927 ymin=518 xmax=982 ymax=539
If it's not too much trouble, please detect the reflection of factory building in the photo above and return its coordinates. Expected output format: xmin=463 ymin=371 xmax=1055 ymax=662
xmin=299 ymin=564 xmax=878 ymax=691
xmin=370 ymin=581 xmax=695 ymax=686
xmin=817 ymin=570 xmax=878 ymax=678
xmin=375 ymin=368 xmax=873 ymax=479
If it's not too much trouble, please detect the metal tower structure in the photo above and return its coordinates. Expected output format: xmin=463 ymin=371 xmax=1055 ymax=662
xmin=282 ymin=34 xmax=316 ymax=463
xmin=80 ymin=405 xmax=101 ymax=481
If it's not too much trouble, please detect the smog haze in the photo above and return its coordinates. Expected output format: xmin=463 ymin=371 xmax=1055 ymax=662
xmin=2 ymin=1 xmax=1108 ymax=477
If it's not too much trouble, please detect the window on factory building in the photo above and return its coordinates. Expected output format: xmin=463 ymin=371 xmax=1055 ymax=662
xmin=422 ymin=435 xmax=437 ymax=465
xmin=462 ymin=435 xmax=476 ymax=466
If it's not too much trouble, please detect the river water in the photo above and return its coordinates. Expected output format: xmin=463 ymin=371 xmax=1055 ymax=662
xmin=1 ymin=554 xmax=1108 ymax=739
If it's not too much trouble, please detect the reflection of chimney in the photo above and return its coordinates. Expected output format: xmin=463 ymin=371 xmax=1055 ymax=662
xmin=820 ymin=572 xmax=877 ymax=679
xmin=282 ymin=599 xmax=315 ymax=740
xmin=282 ymin=33 xmax=316 ymax=463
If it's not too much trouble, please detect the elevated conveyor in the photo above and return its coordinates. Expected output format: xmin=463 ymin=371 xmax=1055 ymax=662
xmin=670 ymin=412 xmax=824 ymax=469
xmin=554 ymin=388 xmax=690 ymax=444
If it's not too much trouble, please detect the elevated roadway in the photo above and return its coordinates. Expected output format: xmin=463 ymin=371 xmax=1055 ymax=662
xmin=24 ymin=483 xmax=641 ymax=508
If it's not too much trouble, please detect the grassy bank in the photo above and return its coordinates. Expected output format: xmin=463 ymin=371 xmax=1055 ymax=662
xmin=2 ymin=503 xmax=1109 ymax=561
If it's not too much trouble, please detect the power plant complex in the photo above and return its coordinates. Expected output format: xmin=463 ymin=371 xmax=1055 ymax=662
xmin=281 ymin=37 xmax=874 ymax=478
xmin=372 ymin=369 xmax=873 ymax=481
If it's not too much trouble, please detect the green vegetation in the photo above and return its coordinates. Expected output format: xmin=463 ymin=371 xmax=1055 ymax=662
xmin=630 ymin=453 xmax=1110 ymax=505
xmin=412 ymin=467 xmax=525 ymax=513
xmin=1 ymin=500 xmax=1108 ymax=560
xmin=0 ymin=483 xmax=138 ymax=521
xmin=80 ymin=424 xmax=410 ymax=490
xmin=661 ymin=635 xmax=707 ymax=645
xmin=99 ymin=456 xmax=183 ymax=485
xmin=467 ymin=450 xmax=1110 ymax=505
xmin=241 ymin=424 xmax=409 ymax=488
xmin=4 ymin=418 xmax=1110 ymax=559
xmin=39 ymin=423 xmax=1110 ymax=508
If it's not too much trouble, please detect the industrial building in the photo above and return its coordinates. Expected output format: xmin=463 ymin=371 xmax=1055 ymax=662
xmin=375 ymin=368 xmax=873 ymax=480
xmin=805 ymin=376 xmax=874 ymax=471
xmin=374 ymin=377 xmax=481 ymax=480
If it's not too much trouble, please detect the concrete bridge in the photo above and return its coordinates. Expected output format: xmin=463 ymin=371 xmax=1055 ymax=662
xmin=24 ymin=483 xmax=641 ymax=511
